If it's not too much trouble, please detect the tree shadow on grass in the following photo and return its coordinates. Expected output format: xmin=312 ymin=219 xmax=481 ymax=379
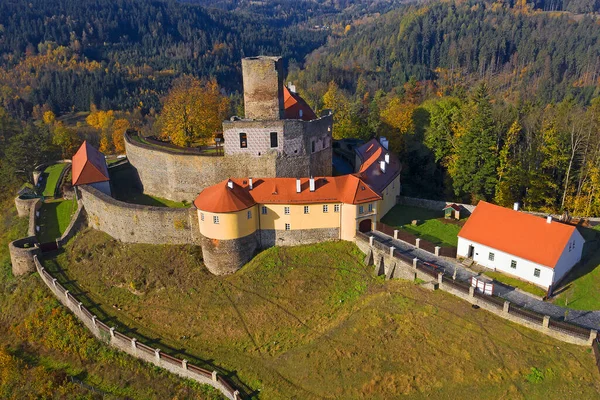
xmin=39 ymin=254 xmax=258 ymax=398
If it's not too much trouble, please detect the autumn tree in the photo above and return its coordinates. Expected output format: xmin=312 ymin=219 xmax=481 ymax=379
xmin=159 ymin=76 xmax=229 ymax=147
xmin=112 ymin=119 xmax=130 ymax=153
xmin=494 ymin=119 xmax=524 ymax=207
xmin=52 ymin=122 xmax=81 ymax=159
xmin=322 ymin=81 xmax=357 ymax=139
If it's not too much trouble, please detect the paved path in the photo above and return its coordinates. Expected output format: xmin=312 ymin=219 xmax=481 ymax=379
xmin=370 ymin=230 xmax=600 ymax=331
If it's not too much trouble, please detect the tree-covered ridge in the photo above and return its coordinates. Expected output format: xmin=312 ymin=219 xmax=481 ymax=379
xmin=0 ymin=0 xmax=327 ymax=117
xmin=297 ymin=1 xmax=600 ymax=105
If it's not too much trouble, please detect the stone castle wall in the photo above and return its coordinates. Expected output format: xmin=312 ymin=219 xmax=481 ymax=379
xmin=200 ymin=233 xmax=260 ymax=275
xmin=78 ymin=185 xmax=199 ymax=245
xmin=9 ymin=236 xmax=41 ymax=276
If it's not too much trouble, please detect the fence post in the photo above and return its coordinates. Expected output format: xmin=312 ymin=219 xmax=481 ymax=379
xmin=437 ymin=272 xmax=443 ymax=285
xmin=369 ymin=236 xmax=374 ymax=246
xmin=64 ymin=290 xmax=69 ymax=300
xmin=154 ymin=349 xmax=161 ymax=362
xmin=503 ymin=301 xmax=510 ymax=314
xmin=452 ymin=269 xmax=457 ymax=280
xmin=109 ymin=327 xmax=115 ymax=338
xmin=53 ymin=278 xmax=58 ymax=287
xmin=469 ymin=286 xmax=475 ymax=303
xmin=393 ymin=230 xmax=399 ymax=240
xmin=542 ymin=316 xmax=550 ymax=329
xmin=389 ymin=246 xmax=395 ymax=257
xmin=415 ymin=238 xmax=421 ymax=248
xmin=78 ymin=302 xmax=83 ymax=312
xmin=234 ymin=390 xmax=241 ymax=400
xmin=412 ymin=257 xmax=418 ymax=269
xmin=589 ymin=330 xmax=598 ymax=346
xmin=434 ymin=246 xmax=441 ymax=257
xmin=212 ymin=371 xmax=218 ymax=382
xmin=182 ymin=359 xmax=188 ymax=370
xmin=92 ymin=315 xmax=97 ymax=327
xmin=131 ymin=338 xmax=137 ymax=350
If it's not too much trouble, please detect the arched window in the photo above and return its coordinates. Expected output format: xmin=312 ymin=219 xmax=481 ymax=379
xmin=239 ymin=132 xmax=247 ymax=148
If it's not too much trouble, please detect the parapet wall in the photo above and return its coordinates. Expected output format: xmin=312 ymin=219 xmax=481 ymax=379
xmin=27 ymin=198 xmax=42 ymax=237
xmin=125 ymin=133 xmax=277 ymax=202
xmin=15 ymin=196 xmax=39 ymax=218
xmin=78 ymin=185 xmax=199 ymax=245
xmin=9 ymin=236 xmax=41 ymax=276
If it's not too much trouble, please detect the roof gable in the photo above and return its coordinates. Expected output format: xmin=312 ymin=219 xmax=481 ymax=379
xmin=458 ymin=201 xmax=577 ymax=268
xmin=72 ymin=141 xmax=110 ymax=186
xmin=283 ymin=86 xmax=317 ymax=121
xmin=355 ymin=138 xmax=401 ymax=193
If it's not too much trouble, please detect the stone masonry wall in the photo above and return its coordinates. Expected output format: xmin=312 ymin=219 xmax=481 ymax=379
xmin=200 ymin=232 xmax=260 ymax=275
xmin=398 ymin=196 xmax=476 ymax=214
xmin=9 ymin=236 xmax=41 ymax=276
xmin=259 ymin=228 xmax=339 ymax=248
xmin=15 ymin=196 xmax=38 ymax=218
xmin=78 ymin=185 xmax=198 ymax=245
xmin=241 ymin=56 xmax=284 ymax=120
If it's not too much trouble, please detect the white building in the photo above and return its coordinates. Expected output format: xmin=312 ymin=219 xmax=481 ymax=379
xmin=457 ymin=201 xmax=584 ymax=292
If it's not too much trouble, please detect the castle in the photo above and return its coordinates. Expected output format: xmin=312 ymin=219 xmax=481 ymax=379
xmin=10 ymin=56 xmax=401 ymax=277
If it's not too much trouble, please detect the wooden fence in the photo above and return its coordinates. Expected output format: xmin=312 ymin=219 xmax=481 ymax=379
xmin=34 ymin=256 xmax=242 ymax=400
xmin=374 ymin=222 xmax=457 ymax=258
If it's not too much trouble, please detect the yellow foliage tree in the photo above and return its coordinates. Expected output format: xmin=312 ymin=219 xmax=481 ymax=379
xmin=42 ymin=110 xmax=56 ymax=125
xmin=99 ymin=132 xmax=110 ymax=154
xmin=159 ymin=76 xmax=230 ymax=147
xmin=52 ymin=122 xmax=81 ymax=159
xmin=379 ymin=96 xmax=416 ymax=153
xmin=112 ymin=118 xmax=130 ymax=153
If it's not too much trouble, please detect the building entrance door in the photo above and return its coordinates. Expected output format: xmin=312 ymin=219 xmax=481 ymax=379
xmin=467 ymin=245 xmax=474 ymax=258
xmin=359 ymin=219 xmax=372 ymax=233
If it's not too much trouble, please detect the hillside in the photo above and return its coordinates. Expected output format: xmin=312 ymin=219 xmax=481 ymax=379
xmin=41 ymin=228 xmax=600 ymax=399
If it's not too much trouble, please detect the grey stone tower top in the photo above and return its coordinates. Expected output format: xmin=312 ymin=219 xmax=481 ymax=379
xmin=242 ymin=56 xmax=284 ymax=120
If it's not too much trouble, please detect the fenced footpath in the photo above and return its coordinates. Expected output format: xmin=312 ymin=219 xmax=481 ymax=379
xmin=34 ymin=256 xmax=242 ymax=400
xmin=375 ymin=222 xmax=457 ymax=258
xmin=356 ymin=231 xmax=598 ymax=347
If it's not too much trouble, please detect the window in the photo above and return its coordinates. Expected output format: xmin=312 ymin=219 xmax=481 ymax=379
xmin=334 ymin=204 xmax=340 ymax=213
xmin=299 ymin=109 xmax=303 ymax=118
xmin=323 ymin=205 xmax=328 ymax=213
xmin=488 ymin=252 xmax=495 ymax=261
xmin=261 ymin=206 xmax=267 ymax=215
xmin=247 ymin=210 xmax=252 ymax=219
xmin=311 ymin=140 xmax=316 ymax=153
xmin=304 ymin=206 xmax=309 ymax=214
xmin=534 ymin=268 xmax=541 ymax=278
xmin=239 ymin=132 xmax=247 ymax=148
xmin=285 ymin=223 xmax=291 ymax=231
xmin=510 ymin=260 xmax=517 ymax=269
xmin=359 ymin=205 xmax=364 ymax=214
xmin=284 ymin=206 xmax=290 ymax=215
xmin=270 ymin=132 xmax=278 ymax=148
xmin=200 ymin=213 xmax=204 ymax=222
xmin=213 ymin=216 xmax=220 ymax=224
xmin=368 ymin=203 xmax=373 ymax=212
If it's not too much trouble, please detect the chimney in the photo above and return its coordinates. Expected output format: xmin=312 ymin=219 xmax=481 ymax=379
xmin=296 ymin=178 xmax=301 ymax=193
xmin=249 ymin=178 xmax=253 ymax=190
xmin=513 ymin=202 xmax=519 ymax=211
xmin=287 ymin=82 xmax=296 ymax=93
xmin=384 ymin=153 xmax=390 ymax=164
xmin=380 ymin=161 xmax=386 ymax=173
xmin=546 ymin=215 xmax=552 ymax=224
xmin=227 ymin=180 xmax=233 ymax=189
xmin=241 ymin=56 xmax=284 ymax=120
xmin=309 ymin=177 xmax=315 ymax=192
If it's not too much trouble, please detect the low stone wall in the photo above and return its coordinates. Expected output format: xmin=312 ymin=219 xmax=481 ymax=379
xmin=15 ymin=196 xmax=39 ymax=218
xmin=78 ymin=185 xmax=198 ymax=245
xmin=34 ymin=257 xmax=241 ymax=400
xmin=201 ymin=233 xmax=260 ymax=275
xmin=57 ymin=201 xmax=87 ymax=247
xmin=9 ymin=236 xmax=41 ymax=276
xmin=398 ymin=196 xmax=476 ymax=214
xmin=259 ymin=228 xmax=339 ymax=248
xmin=356 ymin=233 xmax=597 ymax=347
xmin=28 ymin=198 xmax=42 ymax=237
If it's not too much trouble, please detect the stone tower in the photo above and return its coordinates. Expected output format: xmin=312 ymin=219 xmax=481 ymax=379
xmin=223 ymin=56 xmax=333 ymax=178
xmin=241 ymin=56 xmax=285 ymax=120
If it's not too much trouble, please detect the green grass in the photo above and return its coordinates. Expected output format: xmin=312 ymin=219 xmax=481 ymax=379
xmin=40 ymin=163 xmax=67 ymax=198
xmin=0 ymin=200 xmax=222 ymax=399
xmin=110 ymin=163 xmax=188 ymax=207
xmin=381 ymin=205 xmax=463 ymax=247
xmin=484 ymin=271 xmax=548 ymax=298
xmin=553 ymin=250 xmax=600 ymax=310
xmin=42 ymin=228 xmax=600 ymax=399
xmin=36 ymin=198 xmax=77 ymax=242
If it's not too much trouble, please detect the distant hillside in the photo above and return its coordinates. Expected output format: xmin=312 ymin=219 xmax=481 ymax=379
xmin=294 ymin=1 xmax=600 ymax=105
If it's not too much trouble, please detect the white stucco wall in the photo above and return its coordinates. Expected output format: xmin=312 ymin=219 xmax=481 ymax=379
xmin=457 ymin=237 xmax=554 ymax=289
xmin=552 ymin=229 xmax=585 ymax=286
xmin=90 ymin=181 xmax=111 ymax=197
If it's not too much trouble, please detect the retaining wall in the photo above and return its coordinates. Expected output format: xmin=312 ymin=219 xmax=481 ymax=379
xmin=15 ymin=196 xmax=39 ymax=218
xmin=27 ymin=198 xmax=42 ymax=237
xmin=34 ymin=257 xmax=241 ymax=400
xmin=356 ymin=233 xmax=597 ymax=347
xmin=78 ymin=186 xmax=198 ymax=245
xmin=398 ymin=196 xmax=476 ymax=213
xmin=57 ymin=201 xmax=87 ymax=247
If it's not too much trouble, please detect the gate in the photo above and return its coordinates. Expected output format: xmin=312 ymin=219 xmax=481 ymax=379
xmin=39 ymin=241 xmax=58 ymax=253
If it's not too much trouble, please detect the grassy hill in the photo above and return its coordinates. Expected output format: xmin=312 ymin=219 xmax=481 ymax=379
xmin=0 ymin=202 xmax=224 ymax=399
xmin=43 ymin=228 xmax=600 ymax=399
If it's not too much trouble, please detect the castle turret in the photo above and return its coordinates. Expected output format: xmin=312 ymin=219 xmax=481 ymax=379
xmin=242 ymin=56 xmax=284 ymax=120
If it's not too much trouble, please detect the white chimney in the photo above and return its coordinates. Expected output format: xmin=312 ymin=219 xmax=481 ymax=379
xmin=296 ymin=178 xmax=301 ymax=193
xmin=385 ymin=153 xmax=390 ymax=164
xmin=287 ymin=82 xmax=296 ymax=93
xmin=513 ymin=202 xmax=519 ymax=211
xmin=380 ymin=161 xmax=386 ymax=173
xmin=546 ymin=215 xmax=552 ymax=224
xmin=249 ymin=178 xmax=253 ymax=190
xmin=227 ymin=180 xmax=233 ymax=189
xmin=309 ymin=177 xmax=315 ymax=192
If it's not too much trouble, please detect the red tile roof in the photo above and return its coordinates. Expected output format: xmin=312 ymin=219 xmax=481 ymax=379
xmin=458 ymin=201 xmax=577 ymax=268
xmin=283 ymin=86 xmax=317 ymax=121
xmin=443 ymin=203 xmax=461 ymax=212
xmin=194 ymin=175 xmax=381 ymax=213
xmin=355 ymin=138 xmax=401 ymax=193
xmin=72 ymin=141 xmax=110 ymax=186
